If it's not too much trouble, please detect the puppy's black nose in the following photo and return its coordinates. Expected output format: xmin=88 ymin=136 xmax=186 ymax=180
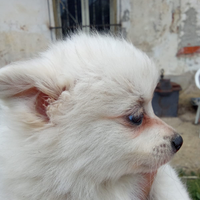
xmin=171 ymin=134 xmax=183 ymax=152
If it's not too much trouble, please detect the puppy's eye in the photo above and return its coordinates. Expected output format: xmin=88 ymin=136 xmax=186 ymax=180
xmin=128 ymin=114 xmax=143 ymax=126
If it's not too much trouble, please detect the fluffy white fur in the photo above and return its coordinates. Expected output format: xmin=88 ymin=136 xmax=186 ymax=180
xmin=0 ymin=33 xmax=190 ymax=200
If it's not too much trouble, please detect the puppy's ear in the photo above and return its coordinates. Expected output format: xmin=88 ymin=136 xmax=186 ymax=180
xmin=0 ymin=60 xmax=72 ymax=120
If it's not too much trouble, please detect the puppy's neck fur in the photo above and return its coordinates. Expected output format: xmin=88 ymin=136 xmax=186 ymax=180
xmin=66 ymin=174 xmax=144 ymax=200
xmin=2 ymin=170 xmax=144 ymax=200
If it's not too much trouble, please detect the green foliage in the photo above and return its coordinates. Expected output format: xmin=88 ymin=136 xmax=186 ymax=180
xmin=178 ymin=168 xmax=187 ymax=177
xmin=178 ymin=170 xmax=200 ymax=200
xmin=186 ymin=178 xmax=200 ymax=200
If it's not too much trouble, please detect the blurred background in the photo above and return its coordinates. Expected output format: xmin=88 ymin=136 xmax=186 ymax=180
xmin=0 ymin=0 xmax=200 ymax=199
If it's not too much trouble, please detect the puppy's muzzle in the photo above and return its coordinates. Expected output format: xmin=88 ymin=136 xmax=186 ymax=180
xmin=171 ymin=134 xmax=183 ymax=153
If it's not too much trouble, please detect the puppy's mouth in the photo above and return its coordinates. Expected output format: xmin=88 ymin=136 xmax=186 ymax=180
xmin=138 ymin=156 xmax=171 ymax=173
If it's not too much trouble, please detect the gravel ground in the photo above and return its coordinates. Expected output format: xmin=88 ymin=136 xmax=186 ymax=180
xmin=162 ymin=112 xmax=200 ymax=172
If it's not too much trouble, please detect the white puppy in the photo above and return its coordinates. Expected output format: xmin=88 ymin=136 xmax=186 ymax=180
xmin=0 ymin=33 xmax=190 ymax=200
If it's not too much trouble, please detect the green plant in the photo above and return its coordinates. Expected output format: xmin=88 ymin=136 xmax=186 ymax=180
xmin=178 ymin=170 xmax=200 ymax=200
xmin=186 ymin=178 xmax=200 ymax=200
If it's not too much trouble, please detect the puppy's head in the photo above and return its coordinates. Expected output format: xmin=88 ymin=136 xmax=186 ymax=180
xmin=0 ymin=33 xmax=182 ymax=183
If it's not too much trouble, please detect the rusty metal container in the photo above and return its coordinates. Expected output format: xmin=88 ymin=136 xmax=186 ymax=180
xmin=152 ymin=72 xmax=182 ymax=117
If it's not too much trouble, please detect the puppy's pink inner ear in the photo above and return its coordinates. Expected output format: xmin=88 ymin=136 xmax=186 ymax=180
xmin=35 ymin=91 xmax=51 ymax=120
xmin=14 ymin=87 xmax=51 ymax=121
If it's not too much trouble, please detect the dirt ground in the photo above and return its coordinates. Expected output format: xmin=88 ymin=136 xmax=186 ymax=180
xmin=162 ymin=111 xmax=200 ymax=173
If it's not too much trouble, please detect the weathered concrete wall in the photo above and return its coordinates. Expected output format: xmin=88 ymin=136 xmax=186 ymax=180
xmin=120 ymin=0 xmax=200 ymax=77
xmin=1 ymin=0 xmax=200 ymax=93
xmin=0 ymin=0 xmax=53 ymax=67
